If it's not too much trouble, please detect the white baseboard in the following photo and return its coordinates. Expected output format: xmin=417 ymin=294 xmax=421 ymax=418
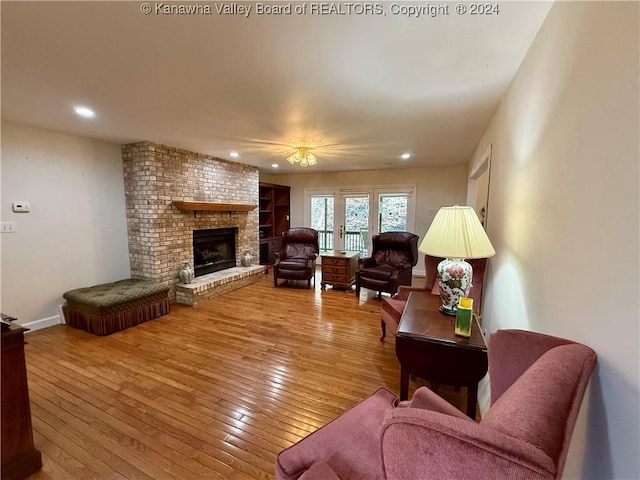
xmin=477 ymin=373 xmax=491 ymax=416
xmin=22 ymin=314 xmax=63 ymax=333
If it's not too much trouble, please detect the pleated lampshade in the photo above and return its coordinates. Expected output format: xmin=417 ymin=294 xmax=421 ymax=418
xmin=419 ymin=206 xmax=495 ymax=259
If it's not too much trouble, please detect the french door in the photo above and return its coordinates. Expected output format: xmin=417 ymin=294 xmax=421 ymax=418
xmin=306 ymin=186 xmax=415 ymax=255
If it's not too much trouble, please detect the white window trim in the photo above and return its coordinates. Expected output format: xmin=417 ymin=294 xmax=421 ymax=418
xmin=304 ymin=184 xmax=417 ymax=234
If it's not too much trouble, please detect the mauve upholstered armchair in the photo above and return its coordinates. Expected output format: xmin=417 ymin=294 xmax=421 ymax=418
xmin=355 ymin=231 xmax=419 ymax=298
xmin=275 ymin=329 xmax=597 ymax=480
xmin=273 ymin=227 xmax=319 ymax=288
xmin=380 ymin=255 xmax=487 ymax=340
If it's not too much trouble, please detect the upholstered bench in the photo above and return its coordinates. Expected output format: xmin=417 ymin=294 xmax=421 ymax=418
xmin=63 ymin=278 xmax=170 ymax=336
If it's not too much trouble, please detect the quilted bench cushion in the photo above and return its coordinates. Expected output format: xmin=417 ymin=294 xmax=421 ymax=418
xmin=63 ymin=278 xmax=169 ymax=312
xmin=63 ymin=279 xmax=170 ymax=335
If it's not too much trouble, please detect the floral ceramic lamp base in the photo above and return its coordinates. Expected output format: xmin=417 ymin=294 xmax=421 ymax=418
xmin=436 ymin=258 xmax=473 ymax=316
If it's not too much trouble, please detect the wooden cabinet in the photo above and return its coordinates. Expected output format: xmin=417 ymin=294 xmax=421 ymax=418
xmin=259 ymin=182 xmax=290 ymax=265
xmin=321 ymin=251 xmax=360 ymax=290
xmin=259 ymin=236 xmax=283 ymax=265
xmin=1 ymin=321 xmax=42 ymax=480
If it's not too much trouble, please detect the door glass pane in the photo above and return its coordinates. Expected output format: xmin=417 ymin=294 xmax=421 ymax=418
xmin=379 ymin=195 xmax=408 ymax=233
xmin=311 ymin=196 xmax=334 ymax=252
xmin=344 ymin=196 xmax=369 ymax=254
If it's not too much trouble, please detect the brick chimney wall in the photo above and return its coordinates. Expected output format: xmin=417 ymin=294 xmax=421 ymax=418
xmin=122 ymin=141 xmax=259 ymax=300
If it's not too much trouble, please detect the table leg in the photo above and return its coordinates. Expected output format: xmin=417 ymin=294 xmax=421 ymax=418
xmin=400 ymin=366 xmax=409 ymax=401
xmin=466 ymin=383 xmax=479 ymax=419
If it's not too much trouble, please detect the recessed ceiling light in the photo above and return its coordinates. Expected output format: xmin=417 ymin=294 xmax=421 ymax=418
xmin=400 ymin=153 xmax=412 ymax=160
xmin=74 ymin=106 xmax=95 ymax=118
xmin=229 ymin=151 xmax=239 ymax=158
xmin=271 ymin=163 xmax=279 ymax=168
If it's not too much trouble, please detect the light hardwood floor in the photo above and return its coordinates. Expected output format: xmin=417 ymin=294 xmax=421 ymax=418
xmin=24 ymin=270 xmax=466 ymax=480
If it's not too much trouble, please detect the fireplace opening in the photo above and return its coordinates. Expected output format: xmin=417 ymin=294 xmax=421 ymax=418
xmin=193 ymin=227 xmax=237 ymax=277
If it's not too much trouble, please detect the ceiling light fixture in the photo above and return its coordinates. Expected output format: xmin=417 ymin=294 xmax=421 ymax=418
xmin=229 ymin=151 xmax=239 ymax=158
xmin=272 ymin=163 xmax=279 ymax=168
xmin=74 ymin=106 xmax=95 ymax=118
xmin=400 ymin=153 xmax=412 ymax=160
xmin=287 ymin=147 xmax=317 ymax=167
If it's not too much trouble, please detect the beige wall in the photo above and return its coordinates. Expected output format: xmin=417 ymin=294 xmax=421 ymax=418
xmin=262 ymin=164 xmax=469 ymax=272
xmin=1 ymin=121 xmax=131 ymax=325
xmin=468 ymin=2 xmax=639 ymax=478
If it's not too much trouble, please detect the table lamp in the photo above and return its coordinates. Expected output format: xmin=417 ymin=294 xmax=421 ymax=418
xmin=419 ymin=206 xmax=495 ymax=315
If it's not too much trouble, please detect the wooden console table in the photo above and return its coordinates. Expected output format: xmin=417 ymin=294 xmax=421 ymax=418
xmin=320 ymin=251 xmax=359 ymax=290
xmin=1 ymin=319 xmax=42 ymax=480
xmin=395 ymin=293 xmax=488 ymax=418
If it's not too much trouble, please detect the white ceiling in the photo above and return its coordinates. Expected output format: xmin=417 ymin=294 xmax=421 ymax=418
xmin=1 ymin=1 xmax=553 ymax=173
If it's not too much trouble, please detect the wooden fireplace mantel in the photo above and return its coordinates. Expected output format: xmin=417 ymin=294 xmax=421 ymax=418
xmin=173 ymin=201 xmax=257 ymax=213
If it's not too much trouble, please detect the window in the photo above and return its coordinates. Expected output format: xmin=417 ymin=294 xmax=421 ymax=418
xmin=379 ymin=194 xmax=409 ymax=233
xmin=310 ymin=195 xmax=334 ymax=252
xmin=306 ymin=186 xmax=416 ymax=254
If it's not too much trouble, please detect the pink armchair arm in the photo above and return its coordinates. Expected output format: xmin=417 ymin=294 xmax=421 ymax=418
xmin=275 ymin=388 xmax=397 ymax=480
xmin=397 ymin=386 xmax=470 ymax=420
xmin=297 ymin=461 xmax=340 ymax=480
xmin=381 ymin=408 xmax=556 ymax=480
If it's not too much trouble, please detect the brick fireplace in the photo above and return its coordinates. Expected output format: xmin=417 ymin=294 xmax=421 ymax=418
xmin=122 ymin=141 xmax=262 ymax=302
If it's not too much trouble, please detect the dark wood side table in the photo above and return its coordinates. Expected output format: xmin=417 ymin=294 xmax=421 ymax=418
xmin=320 ymin=251 xmax=359 ymax=290
xmin=1 ymin=319 xmax=42 ymax=480
xmin=395 ymin=293 xmax=488 ymax=418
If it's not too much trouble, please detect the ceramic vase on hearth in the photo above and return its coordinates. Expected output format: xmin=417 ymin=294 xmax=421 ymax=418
xmin=241 ymin=250 xmax=253 ymax=267
xmin=179 ymin=262 xmax=194 ymax=284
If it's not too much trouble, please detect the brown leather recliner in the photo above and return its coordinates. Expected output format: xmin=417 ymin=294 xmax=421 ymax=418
xmin=355 ymin=231 xmax=419 ymax=298
xmin=273 ymin=227 xmax=319 ymax=288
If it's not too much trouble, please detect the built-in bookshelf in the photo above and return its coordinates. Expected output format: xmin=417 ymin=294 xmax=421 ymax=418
xmin=259 ymin=182 xmax=290 ymax=264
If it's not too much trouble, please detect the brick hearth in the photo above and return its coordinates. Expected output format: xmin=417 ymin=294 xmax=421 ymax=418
xmin=175 ymin=265 xmax=265 ymax=306
xmin=122 ymin=141 xmax=261 ymax=302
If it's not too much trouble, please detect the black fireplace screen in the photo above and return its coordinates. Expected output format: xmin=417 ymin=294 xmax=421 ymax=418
xmin=193 ymin=227 xmax=237 ymax=277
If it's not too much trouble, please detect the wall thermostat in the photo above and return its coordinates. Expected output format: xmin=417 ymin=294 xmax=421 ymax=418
xmin=12 ymin=202 xmax=30 ymax=213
